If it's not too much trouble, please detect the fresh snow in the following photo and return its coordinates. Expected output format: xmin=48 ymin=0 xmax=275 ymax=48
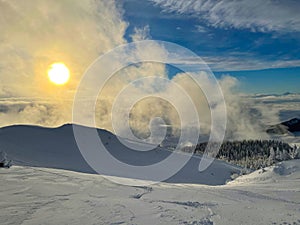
xmin=0 ymin=124 xmax=299 ymax=224
xmin=0 ymin=160 xmax=299 ymax=225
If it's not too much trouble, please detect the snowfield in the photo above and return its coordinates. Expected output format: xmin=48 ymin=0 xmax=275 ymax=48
xmin=0 ymin=125 xmax=299 ymax=224
xmin=0 ymin=160 xmax=299 ymax=225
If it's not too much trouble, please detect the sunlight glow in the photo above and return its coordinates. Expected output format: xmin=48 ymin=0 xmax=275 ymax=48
xmin=47 ymin=63 xmax=70 ymax=85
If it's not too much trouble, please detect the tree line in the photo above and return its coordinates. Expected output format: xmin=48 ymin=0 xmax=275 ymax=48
xmin=181 ymin=140 xmax=300 ymax=170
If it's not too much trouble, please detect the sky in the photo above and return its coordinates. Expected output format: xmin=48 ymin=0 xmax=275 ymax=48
xmin=120 ymin=0 xmax=300 ymax=94
xmin=0 ymin=0 xmax=299 ymax=136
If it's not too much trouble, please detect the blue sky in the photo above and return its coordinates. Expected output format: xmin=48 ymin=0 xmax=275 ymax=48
xmin=119 ymin=0 xmax=300 ymax=94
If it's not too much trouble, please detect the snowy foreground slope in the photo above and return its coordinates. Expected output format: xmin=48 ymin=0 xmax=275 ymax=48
xmin=0 ymin=160 xmax=300 ymax=225
xmin=0 ymin=124 xmax=240 ymax=185
xmin=0 ymin=125 xmax=299 ymax=224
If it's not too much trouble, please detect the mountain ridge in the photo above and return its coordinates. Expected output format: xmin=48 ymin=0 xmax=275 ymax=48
xmin=0 ymin=124 xmax=241 ymax=185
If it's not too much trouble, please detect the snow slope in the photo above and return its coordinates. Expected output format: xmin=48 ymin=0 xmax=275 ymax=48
xmin=0 ymin=124 xmax=240 ymax=185
xmin=0 ymin=125 xmax=299 ymax=224
xmin=0 ymin=160 xmax=299 ymax=225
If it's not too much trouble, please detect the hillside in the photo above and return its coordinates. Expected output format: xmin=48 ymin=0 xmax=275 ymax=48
xmin=267 ymin=118 xmax=300 ymax=135
xmin=0 ymin=124 xmax=240 ymax=185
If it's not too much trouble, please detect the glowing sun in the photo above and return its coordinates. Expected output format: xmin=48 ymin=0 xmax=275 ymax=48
xmin=47 ymin=63 xmax=70 ymax=85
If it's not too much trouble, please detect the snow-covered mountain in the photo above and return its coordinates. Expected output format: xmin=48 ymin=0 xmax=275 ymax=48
xmin=0 ymin=124 xmax=241 ymax=185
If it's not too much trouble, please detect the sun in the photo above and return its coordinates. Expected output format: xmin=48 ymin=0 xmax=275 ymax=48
xmin=47 ymin=63 xmax=70 ymax=85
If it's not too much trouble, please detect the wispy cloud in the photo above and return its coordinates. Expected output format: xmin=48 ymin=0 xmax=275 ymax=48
xmin=150 ymin=0 xmax=300 ymax=33
xmin=194 ymin=25 xmax=208 ymax=33
xmin=167 ymin=56 xmax=300 ymax=72
xmin=206 ymin=57 xmax=300 ymax=72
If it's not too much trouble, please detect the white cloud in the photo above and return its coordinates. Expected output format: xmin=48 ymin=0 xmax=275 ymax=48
xmin=94 ymin=65 xmax=274 ymax=140
xmin=150 ymin=0 xmax=300 ymax=33
xmin=131 ymin=25 xmax=152 ymax=41
xmin=0 ymin=0 xmax=127 ymax=127
xmin=0 ymin=0 xmax=127 ymax=98
xmin=0 ymin=99 xmax=72 ymax=127
xmin=194 ymin=25 xmax=207 ymax=33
